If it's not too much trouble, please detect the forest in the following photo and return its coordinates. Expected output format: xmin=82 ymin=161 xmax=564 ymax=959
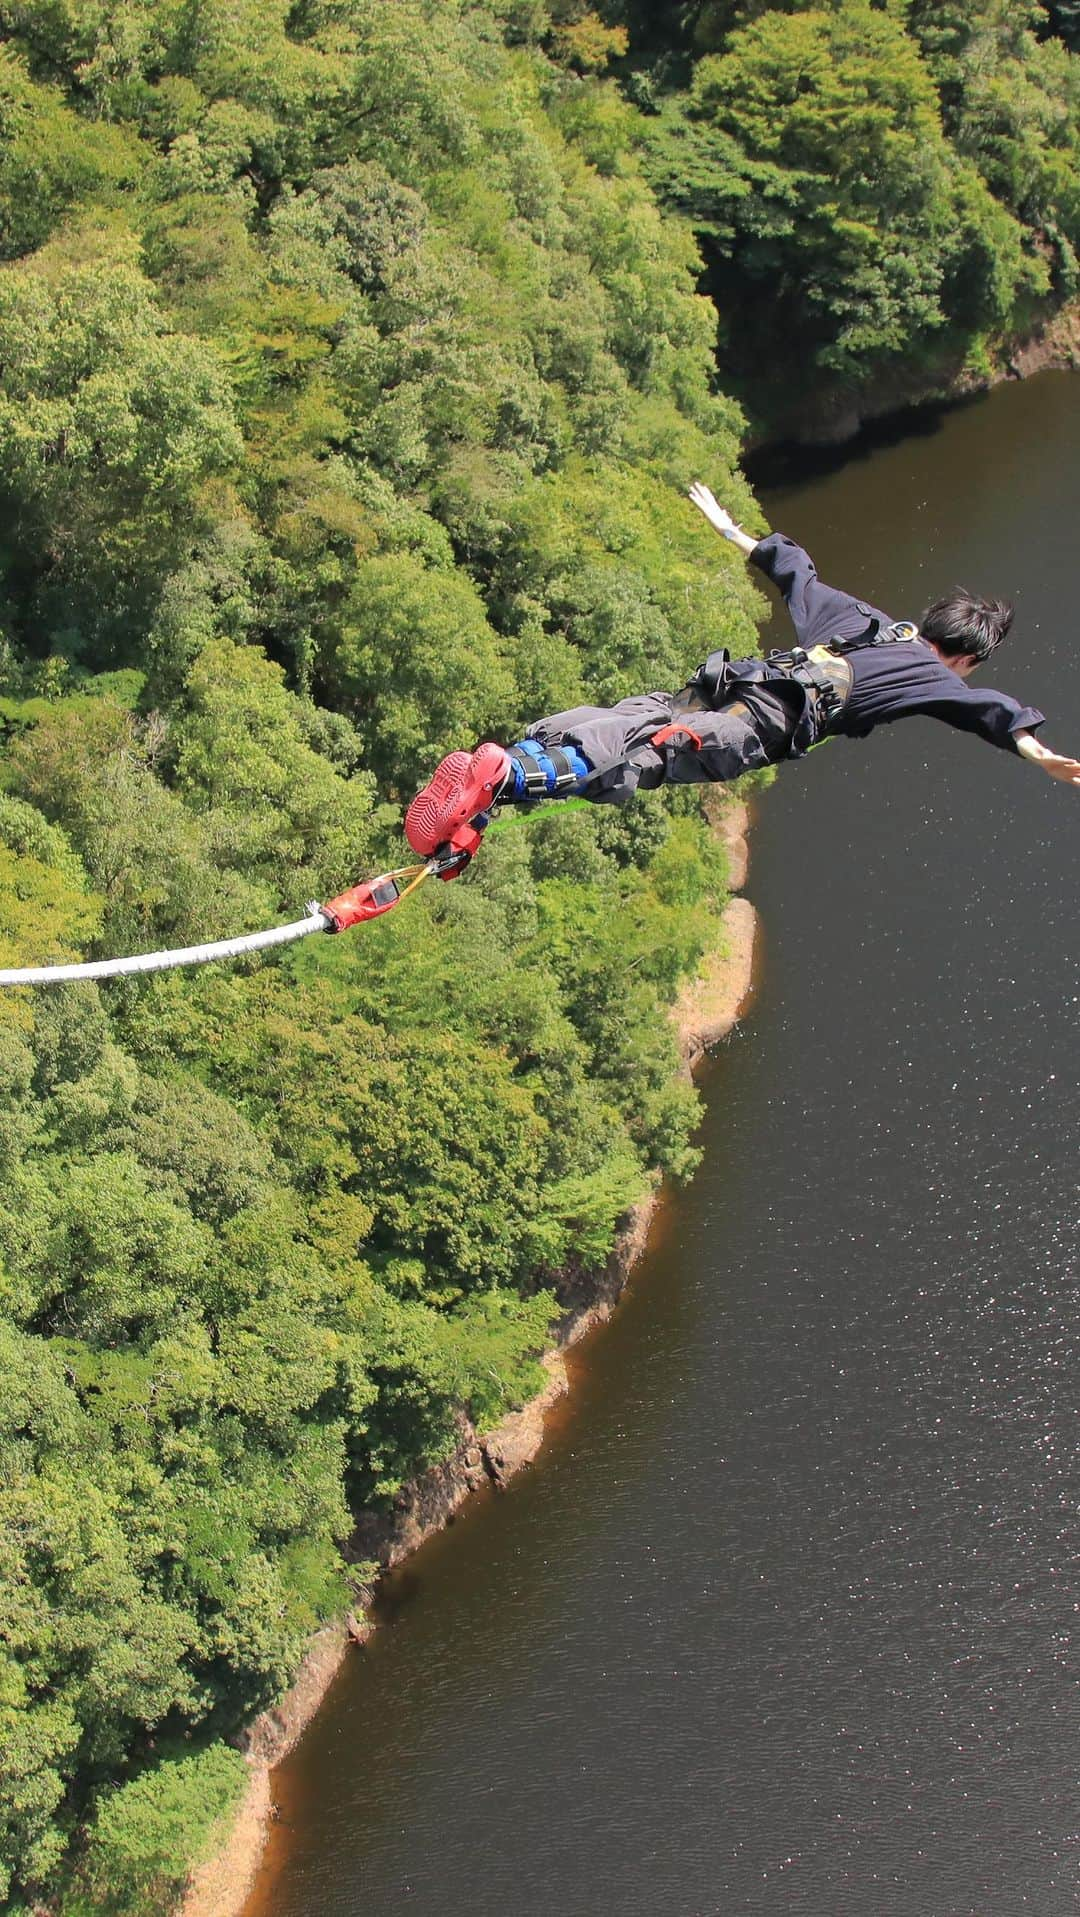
xmin=1 ymin=1 xmax=1077 ymax=1910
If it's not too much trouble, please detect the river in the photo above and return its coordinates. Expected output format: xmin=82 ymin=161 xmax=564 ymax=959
xmin=244 ymin=372 xmax=1080 ymax=1917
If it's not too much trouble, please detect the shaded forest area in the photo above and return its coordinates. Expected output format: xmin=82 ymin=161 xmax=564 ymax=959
xmin=1 ymin=1 xmax=1077 ymax=1909
xmin=627 ymin=0 xmax=1080 ymax=431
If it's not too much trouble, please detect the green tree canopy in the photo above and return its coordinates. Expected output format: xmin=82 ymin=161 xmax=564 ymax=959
xmin=644 ymin=3 xmax=1039 ymax=412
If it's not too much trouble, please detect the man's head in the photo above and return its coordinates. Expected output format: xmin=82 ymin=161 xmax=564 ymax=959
xmin=920 ymin=590 xmax=1014 ymax=673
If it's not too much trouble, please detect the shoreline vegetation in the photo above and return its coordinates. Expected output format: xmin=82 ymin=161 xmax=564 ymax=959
xmin=630 ymin=0 xmax=1080 ymax=448
xmin=182 ymin=800 xmax=758 ymax=1917
xmin=746 ymin=293 xmax=1080 ymax=453
xmin=5 ymin=0 xmax=1080 ymax=1910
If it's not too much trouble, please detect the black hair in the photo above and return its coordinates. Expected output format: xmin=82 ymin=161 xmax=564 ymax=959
xmin=919 ymin=590 xmax=1014 ymax=664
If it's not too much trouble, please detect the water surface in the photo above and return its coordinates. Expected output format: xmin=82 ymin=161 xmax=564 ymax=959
xmin=245 ymin=373 xmax=1080 ymax=1917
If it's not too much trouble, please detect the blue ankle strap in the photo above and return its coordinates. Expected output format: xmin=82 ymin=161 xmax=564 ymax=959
xmin=507 ymin=738 xmax=591 ymax=800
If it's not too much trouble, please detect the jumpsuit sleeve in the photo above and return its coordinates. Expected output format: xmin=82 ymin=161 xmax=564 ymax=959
xmin=750 ymin=532 xmax=892 ymax=649
xmin=915 ymin=675 xmax=1045 ymax=752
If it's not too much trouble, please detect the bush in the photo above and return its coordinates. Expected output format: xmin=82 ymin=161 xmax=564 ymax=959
xmin=73 ymin=1745 xmax=248 ymax=1917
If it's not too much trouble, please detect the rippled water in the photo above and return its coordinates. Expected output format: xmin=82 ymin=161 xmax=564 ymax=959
xmin=245 ymin=373 xmax=1080 ymax=1917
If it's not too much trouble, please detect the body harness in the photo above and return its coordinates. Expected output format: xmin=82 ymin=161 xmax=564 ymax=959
xmin=672 ymin=617 xmax=923 ymax=758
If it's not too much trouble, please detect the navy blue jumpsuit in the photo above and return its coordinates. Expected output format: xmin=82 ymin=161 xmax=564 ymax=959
xmin=527 ymin=533 xmax=1044 ymax=801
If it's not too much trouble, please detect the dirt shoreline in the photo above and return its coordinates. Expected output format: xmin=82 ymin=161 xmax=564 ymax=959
xmin=180 ymin=798 xmax=758 ymax=1917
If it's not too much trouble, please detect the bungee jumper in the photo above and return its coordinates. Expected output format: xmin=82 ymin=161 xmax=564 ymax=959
xmin=404 ymin=481 xmax=1080 ymax=863
xmin=4 ymin=484 xmax=1079 ymax=988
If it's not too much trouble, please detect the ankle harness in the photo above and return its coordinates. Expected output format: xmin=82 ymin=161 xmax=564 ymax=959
xmin=506 ymin=739 xmax=590 ymax=800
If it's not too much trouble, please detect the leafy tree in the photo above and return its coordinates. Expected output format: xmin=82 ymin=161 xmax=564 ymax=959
xmin=0 ymin=1321 xmax=204 ymax=1898
xmin=0 ymin=49 xmax=146 ymax=258
xmin=321 ymin=552 xmax=518 ymax=791
xmin=270 ymin=159 xmax=430 ymax=294
xmin=643 ymin=2 xmax=1040 ymax=412
xmin=170 ymin=637 xmax=377 ymax=900
xmin=0 ymin=233 xmax=242 ymax=655
xmin=6 ymin=697 xmax=268 ymax=951
xmin=0 ymin=792 xmax=102 ymax=971
xmin=76 ymin=1745 xmax=248 ymax=1917
xmin=118 ymin=1067 xmax=274 ymax=1226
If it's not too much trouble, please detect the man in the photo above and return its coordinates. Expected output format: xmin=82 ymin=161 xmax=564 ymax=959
xmin=405 ymin=482 xmax=1080 ymax=862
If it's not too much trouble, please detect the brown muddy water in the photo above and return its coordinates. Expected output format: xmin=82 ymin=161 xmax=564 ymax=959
xmin=244 ymin=373 xmax=1080 ymax=1917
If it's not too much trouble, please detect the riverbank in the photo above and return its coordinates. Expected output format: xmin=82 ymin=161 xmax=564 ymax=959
xmin=218 ymin=368 xmax=1080 ymax=1917
xmin=764 ymin=299 xmax=1080 ymax=448
xmin=180 ymin=796 xmax=759 ymax=1917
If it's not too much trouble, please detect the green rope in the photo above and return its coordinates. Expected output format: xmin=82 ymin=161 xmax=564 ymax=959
xmin=483 ymin=797 xmax=593 ymax=835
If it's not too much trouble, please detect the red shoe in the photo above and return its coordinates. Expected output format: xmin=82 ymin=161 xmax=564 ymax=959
xmin=404 ymin=743 xmax=511 ymax=858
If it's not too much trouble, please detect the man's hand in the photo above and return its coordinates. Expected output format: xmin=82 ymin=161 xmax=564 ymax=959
xmin=1015 ymin=731 xmax=1080 ymax=785
xmin=688 ymin=481 xmax=760 ymax=557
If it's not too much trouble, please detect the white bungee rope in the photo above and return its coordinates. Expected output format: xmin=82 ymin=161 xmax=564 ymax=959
xmin=0 ymin=905 xmax=331 ymax=985
xmin=0 ymin=852 xmax=464 ymax=987
xmin=0 ymin=778 xmax=525 ymax=994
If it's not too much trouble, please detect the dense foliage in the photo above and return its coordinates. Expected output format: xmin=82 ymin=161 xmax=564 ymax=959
xmin=624 ymin=0 xmax=1080 ymax=430
xmin=0 ymin=2 xmax=767 ymax=1907
xmin=8 ymin=0 xmax=1073 ymax=1903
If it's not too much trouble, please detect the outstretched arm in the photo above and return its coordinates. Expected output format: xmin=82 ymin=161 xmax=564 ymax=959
xmin=689 ymin=482 xmax=893 ymax=651
xmin=688 ymin=481 xmax=759 ymax=559
xmin=1015 ymin=730 xmax=1080 ymax=787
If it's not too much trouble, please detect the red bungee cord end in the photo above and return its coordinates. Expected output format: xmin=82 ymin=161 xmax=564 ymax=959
xmin=320 ymin=840 xmax=478 ymax=933
xmin=321 ymin=874 xmax=411 ymax=932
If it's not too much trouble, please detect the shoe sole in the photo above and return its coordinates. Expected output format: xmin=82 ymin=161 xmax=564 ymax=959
xmin=405 ymin=744 xmax=508 ymax=856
